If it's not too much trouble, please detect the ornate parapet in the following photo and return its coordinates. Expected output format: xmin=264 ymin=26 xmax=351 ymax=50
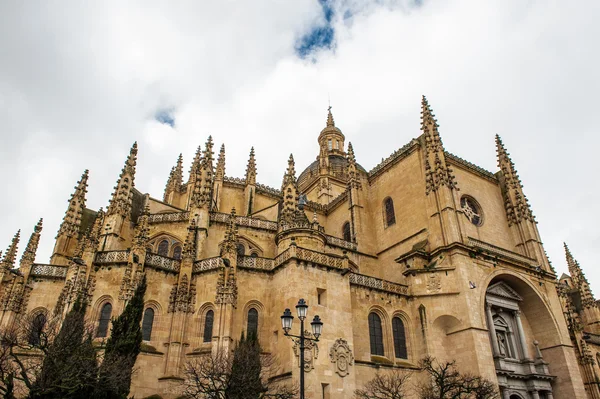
xmin=94 ymin=250 xmax=130 ymax=264
xmin=325 ymin=235 xmax=357 ymax=251
xmin=255 ymin=182 xmax=282 ymax=198
xmin=349 ymin=272 xmax=409 ymax=296
xmin=145 ymin=253 xmax=180 ymax=273
xmin=237 ymin=256 xmax=275 ymax=271
xmin=147 ymin=211 xmax=190 ymax=224
xmin=30 ymin=264 xmax=68 ymax=279
xmin=279 ymin=222 xmax=325 ymax=234
xmin=223 ymin=176 xmax=246 ymax=188
xmin=193 ymin=257 xmax=223 ymax=273
xmin=467 ymin=237 xmax=538 ymax=267
xmin=367 ymin=140 xmax=419 ymax=181
xmin=210 ymin=212 xmax=278 ymax=231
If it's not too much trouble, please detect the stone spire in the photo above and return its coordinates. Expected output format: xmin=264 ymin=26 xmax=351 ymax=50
xmin=107 ymin=142 xmax=137 ymax=217
xmin=347 ymin=142 xmax=360 ymax=189
xmin=20 ymin=219 xmax=43 ymax=269
xmin=327 ymin=107 xmax=335 ymax=127
xmin=280 ymin=154 xmax=300 ymax=224
xmin=57 ymin=169 xmax=89 ymax=239
xmin=164 ymin=154 xmax=184 ymax=201
xmin=215 ymin=144 xmax=226 ymax=181
xmin=190 ymin=137 xmax=214 ymax=209
xmin=496 ymin=135 xmax=535 ymax=225
xmin=564 ymin=243 xmax=595 ymax=308
xmin=1 ymin=230 xmax=20 ymax=270
xmin=188 ymin=145 xmax=203 ymax=186
xmin=421 ymin=96 xmax=457 ymax=194
xmin=245 ymin=147 xmax=257 ymax=185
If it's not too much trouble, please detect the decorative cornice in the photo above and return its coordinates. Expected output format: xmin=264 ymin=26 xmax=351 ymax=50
xmin=445 ymin=152 xmax=498 ymax=182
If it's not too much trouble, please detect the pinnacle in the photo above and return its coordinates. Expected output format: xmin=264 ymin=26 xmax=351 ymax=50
xmin=20 ymin=219 xmax=43 ymax=266
xmin=326 ymin=106 xmax=335 ymax=127
xmin=347 ymin=142 xmax=356 ymax=163
xmin=1 ymin=230 xmax=20 ymax=269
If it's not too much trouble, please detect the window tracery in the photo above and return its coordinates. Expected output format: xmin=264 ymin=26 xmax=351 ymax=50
xmin=460 ymin=195 xmax=483 ymax=226
xmin=158 ymin=240 xmax=169 ymax=257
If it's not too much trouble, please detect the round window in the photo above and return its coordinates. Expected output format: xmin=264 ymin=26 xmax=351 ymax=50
xmin=460 ymin=196 xmax=483 ymax=226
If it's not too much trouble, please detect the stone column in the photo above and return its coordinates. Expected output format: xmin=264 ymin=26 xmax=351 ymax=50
xmin=486 ymin=303 xmax=500 ymax=356
xmin=531 ymin=390 xmax=540 ymax=399
xmin=501 ymin=388 xmax=510 ymax=399
xmin=546 ymin=391 xmax=554 ymax=399
xmin=514 ymin=310 xmax=530 ymax=359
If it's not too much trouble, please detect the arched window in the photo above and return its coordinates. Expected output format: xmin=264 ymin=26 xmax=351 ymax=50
xmin=29 ymin=313 xmax=47 ymax=346
xmin=327 ymin=139 xmax=332 ymax=150
xmin=158 ymin=240 xmax=169 ymax=256
xmin=237 ymin=244 xmax=245 ymax=257
xmin=203 ymin=310 xmax=214 ymax=343
xmin=384 ymin=197 xmax=396 ymax=227
xmin=142 ymin=308 xmax=154 ymax=341
xmin=97 ymin=303 xmax=112 ymax=338
xmin=392 ymin=317 xmax=407 ymax=359
xmin=368 ymin=312 xmax=384 ymax=356
xmin=250 ymin=252 xmax=258 ymax=258
xmin=342 ymin=222 xmax=351 ymax=242
xmin=172 ymin=245 xmax=182 ymax=260
xmin=247 ymin=308 xmax=259 ymax=339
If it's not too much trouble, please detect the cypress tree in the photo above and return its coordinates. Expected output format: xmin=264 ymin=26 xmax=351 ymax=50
xmin=226 ymin=331 xmax=265 ymax=399
xmin=94 ymin=275 xmax=147 ymax=399
xmin=31 ymin=295 xmax=98 ymax=399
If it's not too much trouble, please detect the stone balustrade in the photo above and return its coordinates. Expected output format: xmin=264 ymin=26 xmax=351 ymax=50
xmin=210 ymin=212 xmax=278 ymax=231
xmin=95 ymin=250 xmax=130 ymax=264
xmin=325 ymin=235 xmax=357 ymax=251
xmin=30 ymin=264 xmax=68 ymax=279
xmin=147 ymin=211 xmax=190 ymax=224
xmin=145 ymin=253 xmax=181 ymax=273
xmin=193 ymin=257 xmax=223 ymax=273
xmin=349 ymin=273 xmax=409 ymax=296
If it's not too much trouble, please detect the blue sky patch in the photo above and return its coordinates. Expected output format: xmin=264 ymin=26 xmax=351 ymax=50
xmin=155 ymin=109 xmax=175 ymax=128
xmin=296 ymin=0 xmax=335 ymax=58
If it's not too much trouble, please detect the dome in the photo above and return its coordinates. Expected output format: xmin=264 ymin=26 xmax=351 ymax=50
xmin=297 ymin=154 xmax=366 ymax=190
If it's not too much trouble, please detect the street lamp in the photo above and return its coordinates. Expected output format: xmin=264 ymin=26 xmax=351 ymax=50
xmin=281 ymin=298 xmax=323 ymax=399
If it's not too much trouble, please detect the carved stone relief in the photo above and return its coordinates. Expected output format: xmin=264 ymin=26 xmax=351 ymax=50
xmin=329 ymin=338 xmax=354 ymax=377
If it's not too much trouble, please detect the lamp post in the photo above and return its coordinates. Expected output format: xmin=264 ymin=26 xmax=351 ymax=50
xmin=281 ymin=298 xmax=323 ymax=399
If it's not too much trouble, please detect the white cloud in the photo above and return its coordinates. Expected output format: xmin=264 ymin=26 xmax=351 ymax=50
xmin=0 ymin=0 xmax=598 ymax=291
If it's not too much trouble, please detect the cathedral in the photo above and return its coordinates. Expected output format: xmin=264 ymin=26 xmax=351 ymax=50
xmin=1 ymin=96 xmax=599 ymax=399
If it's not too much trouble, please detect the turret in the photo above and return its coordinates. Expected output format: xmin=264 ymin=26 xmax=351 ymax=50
xmin=420 ymin=96 xmax=462 ymax=248
xmin=20 ymin=219 xmax=43 ymax=279
xmin=189 ymin=137 xmax=214 ymax=260
xmin=163 ymin=154 xmax=184 ymax=206
xmin=280 ymin=154 xmax=300 ymax=225
xmin=103 ymin=142 xmax=138 ymax=250
xmin=244 ymin=147 xmax=257 ymax=215
xmin=51 ymin=170 xmax=89 ymax=265
xmin=0 ymin=230 xmax=20 ymax=271
xmin=496 ymin=136 xmax=550 ymax=269
xmin=213 ymin=144 xmax=226 ymax=212
xmin=318 ymin=107 xmax=345 ymax=157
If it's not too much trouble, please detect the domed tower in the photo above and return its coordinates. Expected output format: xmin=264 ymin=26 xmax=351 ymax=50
xmin=298 ymin=107 xmax=366 ymax=204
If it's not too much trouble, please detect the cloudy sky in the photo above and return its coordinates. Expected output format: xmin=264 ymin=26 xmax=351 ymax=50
xmin=0 ymin=1 xmax=598 ymax=290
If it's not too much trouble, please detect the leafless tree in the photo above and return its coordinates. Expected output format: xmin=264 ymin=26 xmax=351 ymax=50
xmin=183 ymin=349 xmax=297 ymax=399
xmin=354 ymin=369 xmax=412 ymax=399
xmin=418 ymin=356 xmax=499 ymax=399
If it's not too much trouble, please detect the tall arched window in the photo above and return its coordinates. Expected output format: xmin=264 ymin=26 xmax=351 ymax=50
xmin=368 ymin=312 xmax=384 ymax=356
xmin=384 ymin=197 xmax=396 ymax=227
xmin=203 ymin=310 xmax=214 ymax=343
xmin=97 ymin=303 xmax=112 ymax=338
xmin=247 ymin=308 xmax=259 ymax=339
xmin=158 ymin=240 xmax=169 ymax=256
xmin=342 ymin=222 xmax=351 ymax=242
xmin=392 ymin=317 xmax=407 ymax=359
xmin=172 ymin=245 xmax=182 ymax=260
xmin=29 ymin=313 xmax=47 ymax=346
xmin=142 ymin=308 xmax=154 ymax=341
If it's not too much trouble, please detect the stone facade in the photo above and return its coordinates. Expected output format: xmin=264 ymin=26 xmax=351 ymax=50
xmin=0 ymin=97 xmax=595 ymax=398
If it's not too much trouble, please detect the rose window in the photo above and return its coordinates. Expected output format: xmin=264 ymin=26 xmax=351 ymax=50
xmin=461 ymin=196 xmax=483 ymax=226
